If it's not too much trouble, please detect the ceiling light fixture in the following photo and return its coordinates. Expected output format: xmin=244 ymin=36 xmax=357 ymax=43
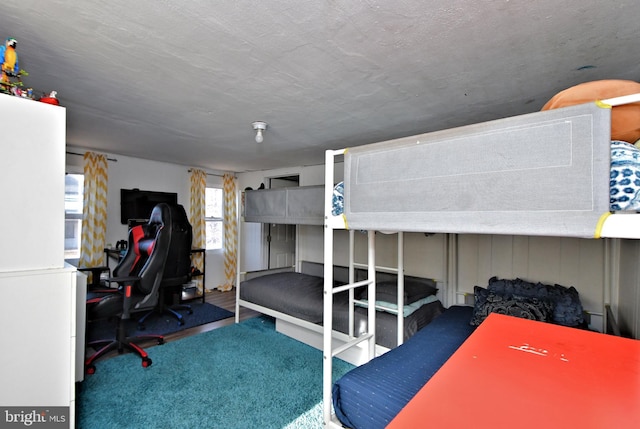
xmin=252 ymin=121 xmax=268 ymax=143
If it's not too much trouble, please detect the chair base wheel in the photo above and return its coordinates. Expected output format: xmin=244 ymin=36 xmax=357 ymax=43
xmin=84 ymin=333 xmax=164 ymax=375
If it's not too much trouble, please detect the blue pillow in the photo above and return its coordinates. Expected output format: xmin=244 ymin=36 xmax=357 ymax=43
xmin=486 ymin=277 xmax=584 ymax=327
xmin=470 ymin=289 xmax=554 ymax=326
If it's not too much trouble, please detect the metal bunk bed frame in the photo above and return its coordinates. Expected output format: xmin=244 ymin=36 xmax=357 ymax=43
xmin=235 ymin=174 xmax=414 ymax=367
xmin=323 ymin=148 xmax=405 ymax=428
xmin=321 ymin=94 xmax=640 ymax=427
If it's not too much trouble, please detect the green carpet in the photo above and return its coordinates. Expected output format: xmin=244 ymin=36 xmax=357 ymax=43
xmin=77 ymin=316 xmax=354 ymax=429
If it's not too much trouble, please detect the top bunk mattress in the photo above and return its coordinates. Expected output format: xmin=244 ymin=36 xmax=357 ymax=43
xmin=332 ymin=305 xmax=476 ymax=429
xmin=342 ymin=102 xmax=612 ymax=238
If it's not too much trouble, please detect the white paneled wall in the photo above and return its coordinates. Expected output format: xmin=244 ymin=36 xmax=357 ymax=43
xmin=456 ymin=234 xmax=608 ymax=331
xmin=334 ymin=230 xmax=447 ymax=284
xmin=617 ymin=239 xmax=640 ymax=338
xmin=297 ymin=227 xmax=449 ymax=295
xmin=298 ymin=225 xmax=324 ymax=265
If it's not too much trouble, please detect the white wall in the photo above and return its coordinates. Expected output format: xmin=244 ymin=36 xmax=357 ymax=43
xmin=455 ymin=234 xmax=613 ymax=332
xmin=67 ymin=149 xmax=190 ymax=246
xmin=66 ymin=148 xmax=227 ymax=290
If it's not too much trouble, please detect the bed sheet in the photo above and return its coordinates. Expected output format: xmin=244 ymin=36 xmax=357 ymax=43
xmin=239 ymin=271 xmax=443 ymax=348
xmin=240 ymin=272 xmax=326 ymax=323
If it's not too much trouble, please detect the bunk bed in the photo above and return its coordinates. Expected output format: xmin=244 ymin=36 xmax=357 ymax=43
xmin=237 ymin=184 xmax=447 ymax=362
xmin=321 ymin=94 xmax=640 ymax=428
xmin=238 ymin=264 xmax=445 ymax=353
xmin=331 ymin=276 xmax=590 ymax=429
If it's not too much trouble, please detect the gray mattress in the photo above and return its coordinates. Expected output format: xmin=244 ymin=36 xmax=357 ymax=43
xmin=240 ymin=272 xmax=327 ymax=322
xmin=239 ymin=271 xmax=444 ymax=348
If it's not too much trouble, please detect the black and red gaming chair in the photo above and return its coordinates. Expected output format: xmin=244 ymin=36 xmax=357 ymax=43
xmin=85 ymin=203 xmax=172 ymax=374
xmin=137 ymin=203 xmax=193 ymax=329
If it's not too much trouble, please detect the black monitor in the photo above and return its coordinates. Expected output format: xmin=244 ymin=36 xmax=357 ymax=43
xmin=120 ymin=188 xmax=178 ymax=224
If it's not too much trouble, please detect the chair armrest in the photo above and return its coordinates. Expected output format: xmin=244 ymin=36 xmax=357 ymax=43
xmin=111 ymin=277 xmax=142 ymax=320
xmin=104 ymin=276 xmax=142 ymax=303
xmin=78 ymin=266 xmax=110 ymax=273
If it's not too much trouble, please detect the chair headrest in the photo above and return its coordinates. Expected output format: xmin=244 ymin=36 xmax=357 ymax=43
xmin=148 ymin=203 xmax=171 ymax=226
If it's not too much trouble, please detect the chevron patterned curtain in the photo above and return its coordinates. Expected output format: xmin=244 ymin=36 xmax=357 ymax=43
xmin=79 ymin=152 xmax=108 ymax=270
xmin=218 ymin=173 xmax=237 ymax=291
xmin=189 ymin=168 xmax=207 ymax=294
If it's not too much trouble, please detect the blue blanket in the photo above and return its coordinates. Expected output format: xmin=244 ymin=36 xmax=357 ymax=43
xmin=332 ymin=305 xmax=475 ymax=429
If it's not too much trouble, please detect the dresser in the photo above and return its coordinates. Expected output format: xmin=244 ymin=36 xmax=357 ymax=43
xmin=0 ymin=93 xmax=77 ymax=428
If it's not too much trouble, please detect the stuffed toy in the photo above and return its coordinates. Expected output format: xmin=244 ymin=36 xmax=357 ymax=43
xmin=0 ymin=38 xmax=18 ymax=83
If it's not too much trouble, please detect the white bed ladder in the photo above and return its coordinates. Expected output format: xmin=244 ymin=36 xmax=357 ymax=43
xmin=323 ymin=228 xmax=376 ymax=428
xmin=323 ymin=149 xmax=378 ymax=428
xmin=323 ymin=149 xmax=408 ymax=428
xmin=349 ymin=231 xmax=406 ymax=347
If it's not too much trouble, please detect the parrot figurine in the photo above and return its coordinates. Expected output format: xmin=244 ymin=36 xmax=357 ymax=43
xmin=0 ymin=38 xmax=19 ymax=83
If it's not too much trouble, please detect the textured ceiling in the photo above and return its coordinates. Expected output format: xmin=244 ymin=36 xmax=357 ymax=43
xmin=2 ymin=1 xmax=639 ymax=172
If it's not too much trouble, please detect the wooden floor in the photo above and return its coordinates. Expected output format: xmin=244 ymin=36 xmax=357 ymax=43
xmin=161 ymin=288 xmax=260 ymax=343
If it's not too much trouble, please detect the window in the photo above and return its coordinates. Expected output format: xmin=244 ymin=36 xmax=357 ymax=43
xmin=205 ymin=187 xmax=223 ymax=250
xmin=65 ymin=173 xmax=84 ymax=259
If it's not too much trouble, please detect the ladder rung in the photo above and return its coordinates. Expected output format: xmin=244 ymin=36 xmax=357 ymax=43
xmin=332 ymin=333 xmax=374 ymax=357
xmin=332 ymin=279 xmax=371 ymax=294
